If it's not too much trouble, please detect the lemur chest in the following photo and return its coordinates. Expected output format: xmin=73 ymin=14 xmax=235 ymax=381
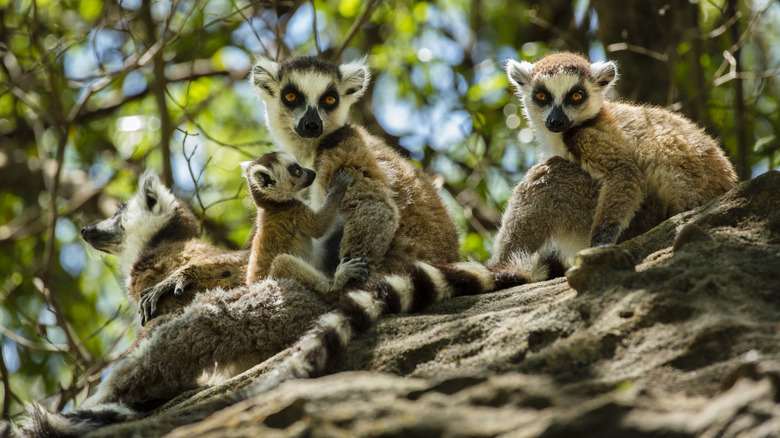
xmin=308 ymin=179 xmax=327 ymax=210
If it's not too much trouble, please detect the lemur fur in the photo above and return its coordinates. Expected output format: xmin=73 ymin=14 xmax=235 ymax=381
xmin=493 ymin=52 xmax=737 ymax=267
xmin=242 ymin=151 xmax=368 ymax=296
xmin=16 ymin=255 xmax=546 ymax=437
xmin=250 ymin=56 xmax=461 ymax=285
xmin=80 ymin=170 xmax=248 ymax=325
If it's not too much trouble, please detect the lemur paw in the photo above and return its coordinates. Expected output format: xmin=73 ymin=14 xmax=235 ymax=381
xmin=328 ymin=172 xmax=354 ymax=196
xmin=333 ymin=257 xmax=371 ymax=291
xmin=138 ymin=277 xmax=187 ymax=325
xmin=590 ymin=223 xmax=621 ymax=247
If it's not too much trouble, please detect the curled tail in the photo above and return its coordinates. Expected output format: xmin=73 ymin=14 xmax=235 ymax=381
xmin=4 ymin=402 xmax=136 ymax=438
xmin=286 ymin=253 xmax=546 ymax=378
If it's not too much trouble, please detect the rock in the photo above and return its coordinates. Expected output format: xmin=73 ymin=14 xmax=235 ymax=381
xmin=87 ymin=171 xmax=780 ymax=437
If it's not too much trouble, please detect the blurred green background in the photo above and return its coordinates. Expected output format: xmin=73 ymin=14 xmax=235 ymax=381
xmin=1 ymin=0 xmax=778 ymax=417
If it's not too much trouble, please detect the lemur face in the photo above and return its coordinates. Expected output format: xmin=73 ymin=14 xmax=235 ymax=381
xmin=241 ymin=151 xmax=317 ymax=206
xmin=250 ymin=57 xmax=370 ymax=152
xmin=506 ymin=52 xmax=617 ymax=133
xmin=81 ymin=171 xmax=177 ymax=255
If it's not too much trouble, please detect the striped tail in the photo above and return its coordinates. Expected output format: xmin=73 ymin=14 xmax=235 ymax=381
xmin=286 ymin=253 xmax=546 ymax=378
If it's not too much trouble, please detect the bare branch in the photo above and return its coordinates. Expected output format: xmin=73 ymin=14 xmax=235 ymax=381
xmin=605 ymin=43 xmax=669 ymax=62
xmin=312 ymin=0 xmax=321 ymax=55
xmin=0 ymin=346 xmax=14 ymax=419
xmin=331 ymin=0 xmax=381 ymax=61
xmin=0 ymin=327 xmax=69 ymax=352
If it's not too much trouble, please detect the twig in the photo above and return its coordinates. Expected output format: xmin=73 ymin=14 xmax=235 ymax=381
xmin=0 ymin=327 xmax=69 ymax=352
xmin=331 ymin=0 xmax=382 ymax=61
xmin=0 ymin=346 xmax=14 ymax=419
xmin=606 ymin=43 xmax=668 ymax=62
xmin=311 ymin=0 xmax=321 ymax=55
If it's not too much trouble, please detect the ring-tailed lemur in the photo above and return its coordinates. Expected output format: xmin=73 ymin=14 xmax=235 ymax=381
xmin=242 ymin=151 xmax=369 ymax=297
xmin=250 ymin=56 xmax=461 ymax=289
xmin=80 ymin=170 xmax=248 ymax=325
xmin=492 ymin=52 xmax=736 ymax=268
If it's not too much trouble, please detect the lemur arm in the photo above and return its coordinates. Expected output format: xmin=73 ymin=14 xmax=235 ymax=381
xmin=298 ymin=171 xmax=353 ymax=238
xmin=337 ymin=171 xmax=400 ymax=269
xmin=269 ymin=254 xmax=369 ymax=302
xmin=139 ymin=251 xmax=246 ymax=325
xmin=569 ymin=125 xmax=647 ymax=246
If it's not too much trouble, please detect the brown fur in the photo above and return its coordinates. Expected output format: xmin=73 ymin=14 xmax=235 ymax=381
xmin=246 ymin=177 xmax=350 ymax=284
xmin=531 ymin=52 xmax=591 ymax=79
xmin=128 ymin=200 xmax=248 ymax=325
xmin=311 ymin=123 xmax=461 ymax=276
xmin=495 ymin=52 xmax=737 ymax=268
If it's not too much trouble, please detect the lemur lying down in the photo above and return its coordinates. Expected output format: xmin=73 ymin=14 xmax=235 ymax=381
xmin=80 ymin=170 xmax=248 ymax=325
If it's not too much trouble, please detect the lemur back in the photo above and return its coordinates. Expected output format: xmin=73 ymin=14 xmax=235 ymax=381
xmin=81 ymin=171 xmax=248 ymax=325
xmin=493 ymin=52 xmax=736 ymax=266
xmin=251 ymin=56 xmax=461 ymax=285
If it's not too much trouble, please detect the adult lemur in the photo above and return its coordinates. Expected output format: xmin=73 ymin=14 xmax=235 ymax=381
xmin=250 ymin=56 xmax=461 ymax=286
xmin=80 ymin=170 xmax=248 ymax=325
xmin=492 ymin=52 xmax=737 ymax=267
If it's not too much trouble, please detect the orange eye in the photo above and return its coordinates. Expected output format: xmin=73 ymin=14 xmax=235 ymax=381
xmin=285 ymin=92 xmax=297 ymax=102
xmin=535 ymin=92 xmax=548 ymax=101
xmin=294 ymin=168 xmax=301 ymax=176
xmin=570 ymin=91 xmax=583 ymax=101
xmin=324 ymin=95 xmax=336 ymax=106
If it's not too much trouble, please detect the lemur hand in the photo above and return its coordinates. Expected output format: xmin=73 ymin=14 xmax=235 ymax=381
xmin=139 ymin=275 xmax=188 ymax=325
xmin=328 ymin=172 xmax=354 ymax=200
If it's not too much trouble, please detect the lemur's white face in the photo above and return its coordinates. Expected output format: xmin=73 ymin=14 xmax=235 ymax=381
xmin=506 ymin=57 xmax=617 ymax=134
xmin=80 ymin=170 xmax=177 ymax=274
xmin=241 ymin=151 xmax=316 ymax=206
xmin=250 ymin=57 xmax=370 ymax=165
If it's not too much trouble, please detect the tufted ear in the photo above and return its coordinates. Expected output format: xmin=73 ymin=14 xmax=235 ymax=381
xmin=590 ymin=61 xmax=618 ymax=89
xmin=248 ymin=165 xmax=275 ymax=188
xmin=505 ymin=58 xmax=534 ymax=91
xmin=339 ymin=57 xmax=370 ymax=99
xmin=239 ymin=161 xmax=254 ymax=175
xmin=251 ymin=56 xmax=281 ymax=100
xmin=138 ymin=170 xmax=163 ymax=211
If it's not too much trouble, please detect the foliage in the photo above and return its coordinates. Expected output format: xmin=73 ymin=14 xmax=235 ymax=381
xmin=0 ymin=0 xmax=778 ymax=418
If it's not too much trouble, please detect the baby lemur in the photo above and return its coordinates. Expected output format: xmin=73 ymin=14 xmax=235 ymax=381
xmin=81 ymin=170 xmax=248 ymax=325
xmin=250 ymin=56 xmax=461 ymax=285
xmin=493 ymin=52 xmax=737 ymax=267
xmin=242 ymin=151 xmax=367 ymax=296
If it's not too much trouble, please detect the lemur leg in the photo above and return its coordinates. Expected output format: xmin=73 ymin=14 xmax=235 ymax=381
xmin=338 ymin=196 xmax=399 ymax=281
xmin=269 ymin=254 xmax=370 ymax=302
xmin=491 ymin=156 xmax=600 ymax=266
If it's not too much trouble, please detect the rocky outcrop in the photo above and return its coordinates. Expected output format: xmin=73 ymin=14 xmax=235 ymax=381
xmin=89 ymin=171 xmax=780 ymax=437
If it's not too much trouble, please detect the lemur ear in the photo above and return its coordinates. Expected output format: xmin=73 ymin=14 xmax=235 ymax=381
xmin=251 ymin=56 xmax=280 ymax=100
xmin=139 ymin=170 xmax=162 ymax=211
xmin=590 ymin=61 xmax=618 ymax=89
xmin=239 ymin=161 xmax=254 ymax=175
xmin=505 ymin=59 xmax=534 ymax=91
xmin=339 ymin=58 xmax=370 ymax=99
xmin=252 ymin=166 xmax=275 ymax=188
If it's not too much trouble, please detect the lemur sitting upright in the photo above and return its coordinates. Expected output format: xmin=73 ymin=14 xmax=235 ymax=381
xmin=492 ymin=52 xmax=737 ymax=268
xmin=242 ymin=151 xmax=368 ymax=297
xmin=250 ymin=56 xmax=461 ymax=288
xmin=81 ymin=170 xmax=248 ymax=325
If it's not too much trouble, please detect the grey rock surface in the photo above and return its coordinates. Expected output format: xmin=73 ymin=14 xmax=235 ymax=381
xmin=90 ymin=171 xmax=780 ymax=437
